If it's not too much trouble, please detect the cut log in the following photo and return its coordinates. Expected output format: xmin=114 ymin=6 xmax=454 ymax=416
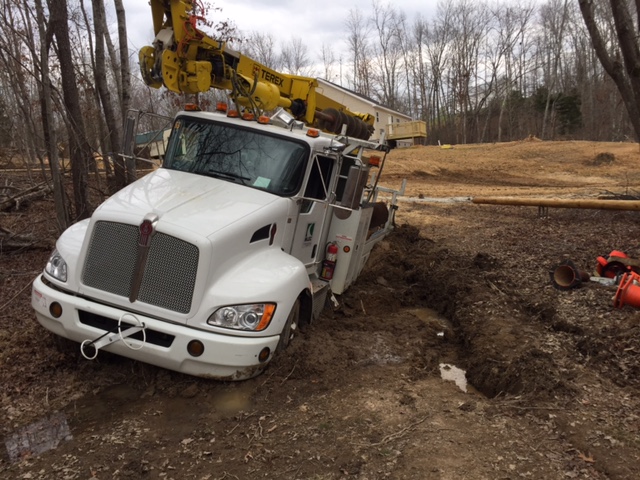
xmin=0 ymin=226 xmax=40 ymax=252
xmin=0 ymin=182 xmax=52 ymax=212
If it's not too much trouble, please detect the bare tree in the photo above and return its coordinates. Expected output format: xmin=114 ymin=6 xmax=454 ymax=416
xmin=50 ymin=0 xmax=93 ymax=220
xmin=396 ymin=12 xmax=416 ymax=118
xmin=490 ymin=2 xmax=536 ymax=142
xmin=579 ymin=0 xmax=640 ymax=142
xmin=0 ymin=1 xmax=76 ymax=226
xmin=320 ymin=43 xmax=337 ymax=82
xmin=448 ymin=0 xmax=489 ymax=143
xmin=243 ymin=32 xmax=280 ymax=70
xmin=113 ymin=0 xmax=134 ymax=183
xmin=91 ymin=0 xmax=126 ymax=191
xmin=411 ymin=16 xmax=429 ymax=121
xmin=424 ymin=3 xmax=453 ymax=138
xmin=539 ymin=0 xmax=571 ymax=139
xmin=35 ymin=0 xmax=69 ymax=230
xmin=79 ymin=0 xmax=112 ymax=187
xmin=281 ymin=37 xmax=313 ymax=76
xmin=0 ymin=2 xmax=43 ymax=180
xmin=370 ymin=1 xmax=404 ymax=110
xmin=345 ymin=8 xmax=372 ymax=96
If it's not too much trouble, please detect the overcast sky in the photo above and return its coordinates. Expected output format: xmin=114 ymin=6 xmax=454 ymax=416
xmin=119 ymin=0 xmax=438 ymax=67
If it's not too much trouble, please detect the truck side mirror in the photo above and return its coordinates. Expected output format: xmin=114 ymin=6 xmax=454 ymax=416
xmin=339 ymin=165 xmax=369 ymax=210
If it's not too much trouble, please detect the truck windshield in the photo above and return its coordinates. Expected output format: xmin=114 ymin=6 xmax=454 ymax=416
xmin=163 ymin=117 xmax=309 ymax=196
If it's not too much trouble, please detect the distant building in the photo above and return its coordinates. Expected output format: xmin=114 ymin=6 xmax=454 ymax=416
xmin=135 ymin=129 xmax=171 ymax=159
xmin=316 ymin=79 xmax=422 ymax=145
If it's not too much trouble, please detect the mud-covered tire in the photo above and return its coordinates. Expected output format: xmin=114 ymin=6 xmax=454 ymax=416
xmin=277 ymin=299 xmax=300 ymax=351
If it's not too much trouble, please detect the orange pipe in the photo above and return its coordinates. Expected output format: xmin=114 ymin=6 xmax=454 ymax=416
xmin=472 ymin=197 xmax=640 ymax=211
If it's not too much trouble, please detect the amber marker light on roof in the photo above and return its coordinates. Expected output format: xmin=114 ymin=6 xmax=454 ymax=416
xmin=242 ymin=112 xmax=255 ymax=121
xmin=184 ymin=103 xmax=201 ymax=111
xmin=306 ymin=128 xmax=320 ymax=138
xmin=258 ymin=115 xmax=270 ymax=124
xmin=227 ymin=109 xmax=239 ymax=118
xmin=216 ymin=102 xmax=228 ymax=112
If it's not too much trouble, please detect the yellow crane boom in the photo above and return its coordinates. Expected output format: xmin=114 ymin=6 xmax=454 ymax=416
xmin=139 ymin=0 xmax=374 ymax=139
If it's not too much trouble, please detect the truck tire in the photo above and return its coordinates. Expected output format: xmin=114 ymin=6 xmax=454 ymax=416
xmin=277 ymin=299 xmax=300 ymax=351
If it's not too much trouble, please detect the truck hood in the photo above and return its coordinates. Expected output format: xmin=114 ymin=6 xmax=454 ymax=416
xmin=95 ymin=168 xmax=285 ymax=236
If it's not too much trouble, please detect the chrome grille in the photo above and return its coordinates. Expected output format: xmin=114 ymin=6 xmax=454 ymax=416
xmin=138 ymin=233 xmax=199 ymax=312
xmin=82 ymin=221 xmax=199 ymax=314
xmin=82 ymin=222 xmax=138 ymax=297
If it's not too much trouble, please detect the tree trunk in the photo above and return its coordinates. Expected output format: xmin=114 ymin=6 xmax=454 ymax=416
xmin=91 ymin=0 xmax=126 ymax=191
xmin=79 ymin=0 xmax=111 ymax=194
xmin=35 ymin=0 xmax=69 ymax=231
xmin=114 ymin=0 xmax=135 ymax=183
xmin=579 ymin=0 xmax=640 ymax=141
xmin=0 ymin=4 xmax=39 ymax=184
xmin=50 ymin=0 xmax=92 ymax=220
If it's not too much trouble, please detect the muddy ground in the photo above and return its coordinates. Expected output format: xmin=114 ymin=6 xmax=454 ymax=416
xmin=2 ymin=139 xmax=640 ymax=479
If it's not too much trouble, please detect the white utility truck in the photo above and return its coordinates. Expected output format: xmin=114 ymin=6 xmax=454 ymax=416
xmin=32 ymin=106 xmax=403 ymax=379
xmin=32 ymin=0 xmax=405 ymax=379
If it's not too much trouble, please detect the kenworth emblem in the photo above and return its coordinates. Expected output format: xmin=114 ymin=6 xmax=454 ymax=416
xmin=138 ymin=219 xmax=154 ymax=247
xmin=129 ymin=213 xmax=159 ymax=303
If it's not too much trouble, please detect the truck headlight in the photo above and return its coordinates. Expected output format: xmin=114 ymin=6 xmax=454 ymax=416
xmin=207 ymin=303 xmax=276 ymax=331
xmin=45 ymin=249 xmax=67 ymax=282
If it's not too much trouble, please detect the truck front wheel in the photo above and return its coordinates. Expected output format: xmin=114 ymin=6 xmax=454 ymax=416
xmin=277 ymin=299 xmax=300 ymax=351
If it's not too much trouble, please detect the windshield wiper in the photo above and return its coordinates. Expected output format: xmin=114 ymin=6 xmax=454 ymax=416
xmin=203 ymin=170 xmax=249 ymax=184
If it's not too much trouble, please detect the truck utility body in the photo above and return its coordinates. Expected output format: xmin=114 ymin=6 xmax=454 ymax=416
xmin=32 ymin=109 xmax=403 ymax=379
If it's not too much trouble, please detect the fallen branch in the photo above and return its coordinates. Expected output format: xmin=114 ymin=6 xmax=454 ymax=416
xmin=0 ymin=226 xmax=39 ymax=252
xmin=357 ymin=415 xmax=430 ymax=448
xmin=0 ymin=279 xmax=33 ymax=310
xmin=0 ymin=182 xmax=52 ymax=212
xmin=280 ymin=363 xmax=297 ymax=384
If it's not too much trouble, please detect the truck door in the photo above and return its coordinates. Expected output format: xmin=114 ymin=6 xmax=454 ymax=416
xmin=291 ymin=154 xmax=335 ymax=267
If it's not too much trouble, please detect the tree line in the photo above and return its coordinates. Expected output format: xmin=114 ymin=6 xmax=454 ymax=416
xmin=347 ymin=0 xmax=637 ymax=145
xmin=242 ymin=0 xmax=637 ymax=145
xmin=0 ymin=0 xmax=637 ymax=226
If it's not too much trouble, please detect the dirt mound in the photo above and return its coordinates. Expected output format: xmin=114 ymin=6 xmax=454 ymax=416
xmin=588 ymin=151 xmax=616 ymax=165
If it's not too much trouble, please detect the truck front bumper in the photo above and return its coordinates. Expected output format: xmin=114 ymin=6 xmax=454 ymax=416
xmin=31 ymin=275 xmax=279 ymax=380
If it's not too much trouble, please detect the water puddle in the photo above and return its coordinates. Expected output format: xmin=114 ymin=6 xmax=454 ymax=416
xmin=439 ymin=363 xmax=468 ymax=392
xmin=212 ymin=382 xmax=254 ymax=415
xmin=408 ymin=309 xmax=471 ymax=394
xmin=3 ymin=379 xmax=258 ymax=462
xmin=5 ymin=412 xmax=72 ymax=463
xmin=67 ymin=383 xmax=142 ymax=429
xmin=408 ymin=307 xmax=454 ymax=337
